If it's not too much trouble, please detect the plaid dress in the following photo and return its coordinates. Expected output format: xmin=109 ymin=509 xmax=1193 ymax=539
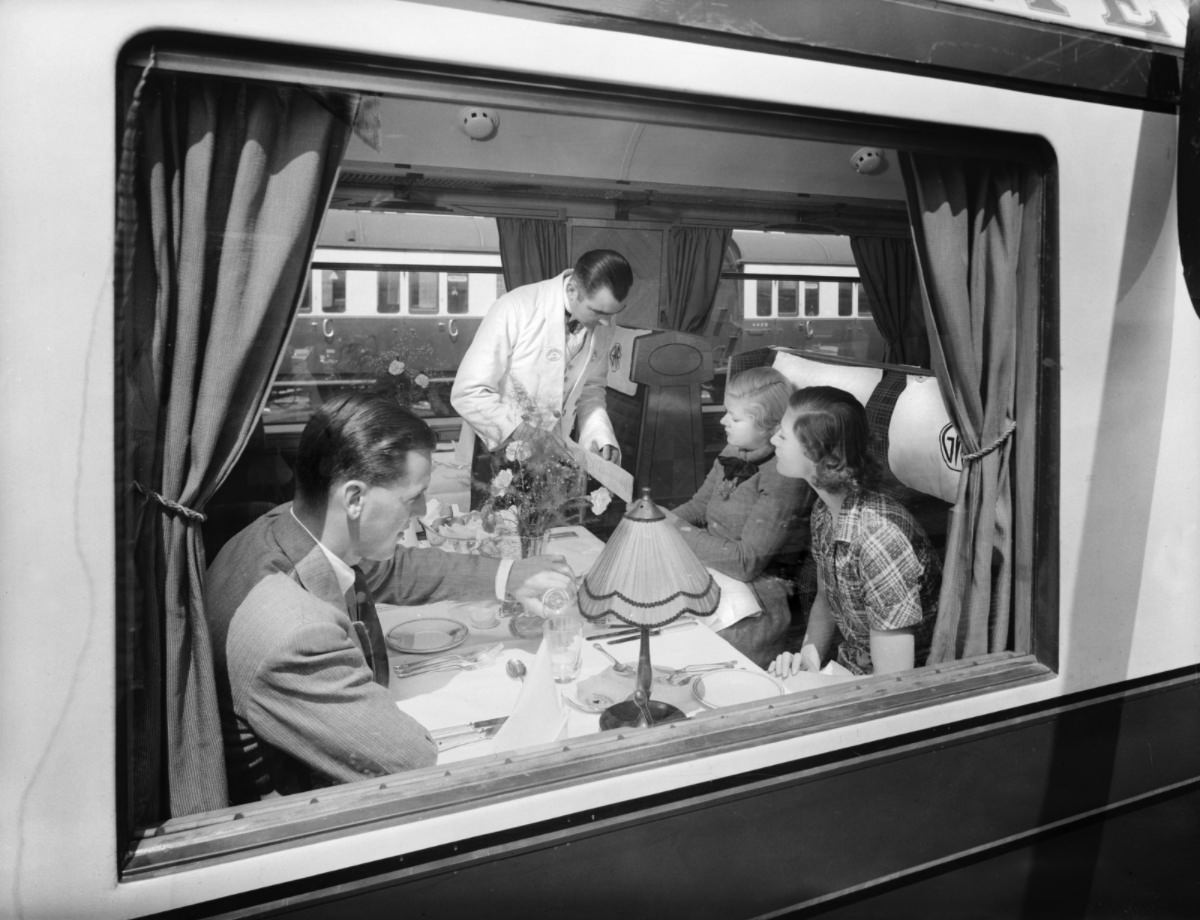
xmin=811 ymin=488 xmax=940 ymax=675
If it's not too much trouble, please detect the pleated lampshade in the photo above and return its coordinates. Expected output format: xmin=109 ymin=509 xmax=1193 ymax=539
xmin=579 ymin=487 xmax=721 ymax=627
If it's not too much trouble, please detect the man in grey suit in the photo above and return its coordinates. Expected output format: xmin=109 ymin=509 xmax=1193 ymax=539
xmin=205 ymin=393 xmax=574 ymax=803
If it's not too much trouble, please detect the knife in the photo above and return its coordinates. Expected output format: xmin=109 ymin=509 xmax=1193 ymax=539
xmin=587 ymin=620 xmax=697 ymax=641
xmin=600 ymin=621 xmax=700 ymax=644
xmin=431 ymin=716 xmax=507 ymax=751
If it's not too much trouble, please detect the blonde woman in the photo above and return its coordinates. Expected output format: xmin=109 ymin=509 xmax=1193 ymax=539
xmin=670 ymin=367 xmax=813 ymax=667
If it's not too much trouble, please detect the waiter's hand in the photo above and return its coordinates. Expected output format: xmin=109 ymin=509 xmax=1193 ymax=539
xmin=506 ymin=556 xmax=575 ymax=614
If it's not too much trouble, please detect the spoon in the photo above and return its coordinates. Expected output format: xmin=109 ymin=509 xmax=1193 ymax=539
xmin=505 ymin=658 xmax=527 ymax=682
xmin=592 ymin=642 xmax=635 ymax=674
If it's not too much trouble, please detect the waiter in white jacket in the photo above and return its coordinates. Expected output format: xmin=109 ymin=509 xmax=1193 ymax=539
xmin=451 ymin=249 xmax=632 ymax=463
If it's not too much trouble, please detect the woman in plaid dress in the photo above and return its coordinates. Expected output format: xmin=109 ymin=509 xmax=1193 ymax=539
xmin=767 ymin=386 xmax=940 ymax=676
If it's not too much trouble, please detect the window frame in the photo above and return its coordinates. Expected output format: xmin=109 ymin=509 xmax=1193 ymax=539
xmin=118 ymin=40 xmax=1059 ymax=877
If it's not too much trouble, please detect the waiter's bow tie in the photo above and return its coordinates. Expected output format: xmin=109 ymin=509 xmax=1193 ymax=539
xmin=566 ymin=313 xmax=583 ymax=335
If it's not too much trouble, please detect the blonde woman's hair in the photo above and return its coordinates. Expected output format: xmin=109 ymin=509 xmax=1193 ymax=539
xmin=725 ymin=366 xmax=793 ymax=434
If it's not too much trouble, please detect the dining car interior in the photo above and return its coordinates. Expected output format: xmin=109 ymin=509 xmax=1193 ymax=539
xmin=2 ymin=1 xmax=1199 ymax=918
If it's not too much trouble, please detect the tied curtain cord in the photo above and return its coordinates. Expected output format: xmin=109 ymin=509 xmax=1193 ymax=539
xmin=902 ymin=153 xmax=1042 ymax=663
xmin=849 ymin=235 xmax=930 ymax=368
xmin=118 ymin=71 xmax=361 ymax=820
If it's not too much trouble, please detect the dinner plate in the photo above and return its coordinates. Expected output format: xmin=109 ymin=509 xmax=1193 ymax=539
xmin=692 ymin=668 xmax=783 ymax=709
xmin=386 ymin=617 xmax=469 ymax=654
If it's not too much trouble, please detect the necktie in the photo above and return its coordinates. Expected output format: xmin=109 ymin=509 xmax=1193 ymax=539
xmin=350 ymin=566 xmax=389 ymax=686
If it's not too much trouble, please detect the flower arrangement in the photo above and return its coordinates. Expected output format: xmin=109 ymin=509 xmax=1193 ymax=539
xmin=425 ymin=381 xmax=614 ymax=558
xmin=481 ymin=432 xmax=612 ymax=552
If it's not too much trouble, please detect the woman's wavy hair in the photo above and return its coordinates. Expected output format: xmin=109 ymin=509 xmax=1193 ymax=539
xmin=725 ymin=366 xmax=793 ymax=435
xmin=296 ymin=392 xmax=436 ymax=500
xmin=788 ymin=385 xmax=880 ymax=493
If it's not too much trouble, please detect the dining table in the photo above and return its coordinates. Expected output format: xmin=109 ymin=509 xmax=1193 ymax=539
xmin=382 ymin=524 xmax=830 ymax=763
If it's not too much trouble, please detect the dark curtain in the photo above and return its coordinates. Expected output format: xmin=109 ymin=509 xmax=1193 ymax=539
xmin=117 ymin=69 xmax=358 ymax=820
xmin=849 ymin=235 xmax=930 ymax=367
xmin=496 ymin=217 xmax=569 ymax=289
xmin=665 ymin=226 xmax=731 ymax=333
xmin=901 ymin=154 xmax=1042 ymax=663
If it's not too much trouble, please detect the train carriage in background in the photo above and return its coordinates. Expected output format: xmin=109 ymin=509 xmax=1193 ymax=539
xmin=2 ymin=1 xmax=1198 ymax=918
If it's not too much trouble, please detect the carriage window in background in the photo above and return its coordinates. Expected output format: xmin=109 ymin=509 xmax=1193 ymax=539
xmin=727 ymin=258 xmax=886 ymax=363
xmin=378 ymin=271 xmax=402 ymax=314
xmin=321 ymin=270 xmax=346 ymax=313
xmin=804 ymin=281 xmax=820 ymax=317
xmin=408 ymin=272 xmax=439 ymax=315
xmin=262 ymin=252 xmax=503 ymax=434
xmin=778 ymin=281 xmax=799 ymax=317
xmin=447 ymin=272 xmax=469 ymax=314
xmin=755 ymin=280 xmax=772 ymax=317
xmin=837 ymin=282 xmax=853 ymax=317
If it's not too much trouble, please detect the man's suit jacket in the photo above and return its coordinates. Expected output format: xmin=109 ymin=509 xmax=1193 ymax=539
xmin=204 ymin=504 xmax=501 ymax=802
xmin=450 ymin=271 xmax=618 ymax=452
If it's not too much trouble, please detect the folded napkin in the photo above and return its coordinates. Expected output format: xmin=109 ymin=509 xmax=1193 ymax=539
xmin=701 ymin=568 xmax=763 ymax=631
xmin=395 ymin=649 xmax=527 ymax=729
xmin=491 ymin=638 xmax=568 ymax=751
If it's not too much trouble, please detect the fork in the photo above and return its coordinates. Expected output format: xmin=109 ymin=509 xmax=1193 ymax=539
xmin=398 ymin=658 xmax=495 ymax=677
xmin=393 ymin=642 xmax=502 ymax=677
xmin=665 ymin=661 xmax=737 ymax=685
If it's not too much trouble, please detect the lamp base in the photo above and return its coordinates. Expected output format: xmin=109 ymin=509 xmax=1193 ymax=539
xmin=599 ymin=699 xmax=687 ymax=730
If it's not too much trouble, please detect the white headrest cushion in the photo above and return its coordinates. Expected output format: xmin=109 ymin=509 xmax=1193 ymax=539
xmin=771 ymin=351 xmax=881 ymax=406
xmin=771 ymin=349 xmax=961 ymax=503
xmin=887 ymin=375 xmax=961 ymax=503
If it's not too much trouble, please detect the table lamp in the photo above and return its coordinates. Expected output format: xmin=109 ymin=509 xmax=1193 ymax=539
xmin=578 ymin=487 xmax=721 ymax=728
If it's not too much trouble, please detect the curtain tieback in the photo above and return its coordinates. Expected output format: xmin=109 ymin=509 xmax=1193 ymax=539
xmin=962 ymin=420 xmax=1016 ymax=463
xmin=133 ymin=481 xmax=207 ymax=523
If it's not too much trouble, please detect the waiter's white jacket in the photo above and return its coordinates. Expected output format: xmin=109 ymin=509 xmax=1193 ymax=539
xmin=451 ymin=271 xmax=618 ymax=453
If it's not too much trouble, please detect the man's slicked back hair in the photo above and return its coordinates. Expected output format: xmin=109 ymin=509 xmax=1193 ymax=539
xmin=295 ymin=393 xmax=437 ymax=500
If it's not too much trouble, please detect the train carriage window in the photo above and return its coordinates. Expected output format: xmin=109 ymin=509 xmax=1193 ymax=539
xmin=804 ymin=280 xmax=820 ymax=316
xmin=755 ymin=279 xmax=772 ymax=317
xmin=378 ymin=270 xmax=402 ymax=314
xmin=837 ymin=281 xmax=853 ymax=317
xmin=778 ymin=280 xmax=799 ymax=317
xmin=446 ymin=272 xmax=469 ymax=314
xmin=116 ymin=48 xmax=1053 ymax=871
xmin=408 ymin=271 xmax=438 ymax=314
xmin=320 ymin=269 xmax=345 ymax=313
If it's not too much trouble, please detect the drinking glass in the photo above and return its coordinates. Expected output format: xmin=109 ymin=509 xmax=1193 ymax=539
xmin=543 ymin=587 xmax=583 ymax=683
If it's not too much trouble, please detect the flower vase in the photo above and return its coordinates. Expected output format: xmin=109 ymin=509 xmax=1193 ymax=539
xmin=519 ymin=531 xmax=549 ymax=558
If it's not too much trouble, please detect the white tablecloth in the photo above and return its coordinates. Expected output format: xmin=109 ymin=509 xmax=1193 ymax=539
xmin=383 ymin=524 xmax=845 ymax=762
